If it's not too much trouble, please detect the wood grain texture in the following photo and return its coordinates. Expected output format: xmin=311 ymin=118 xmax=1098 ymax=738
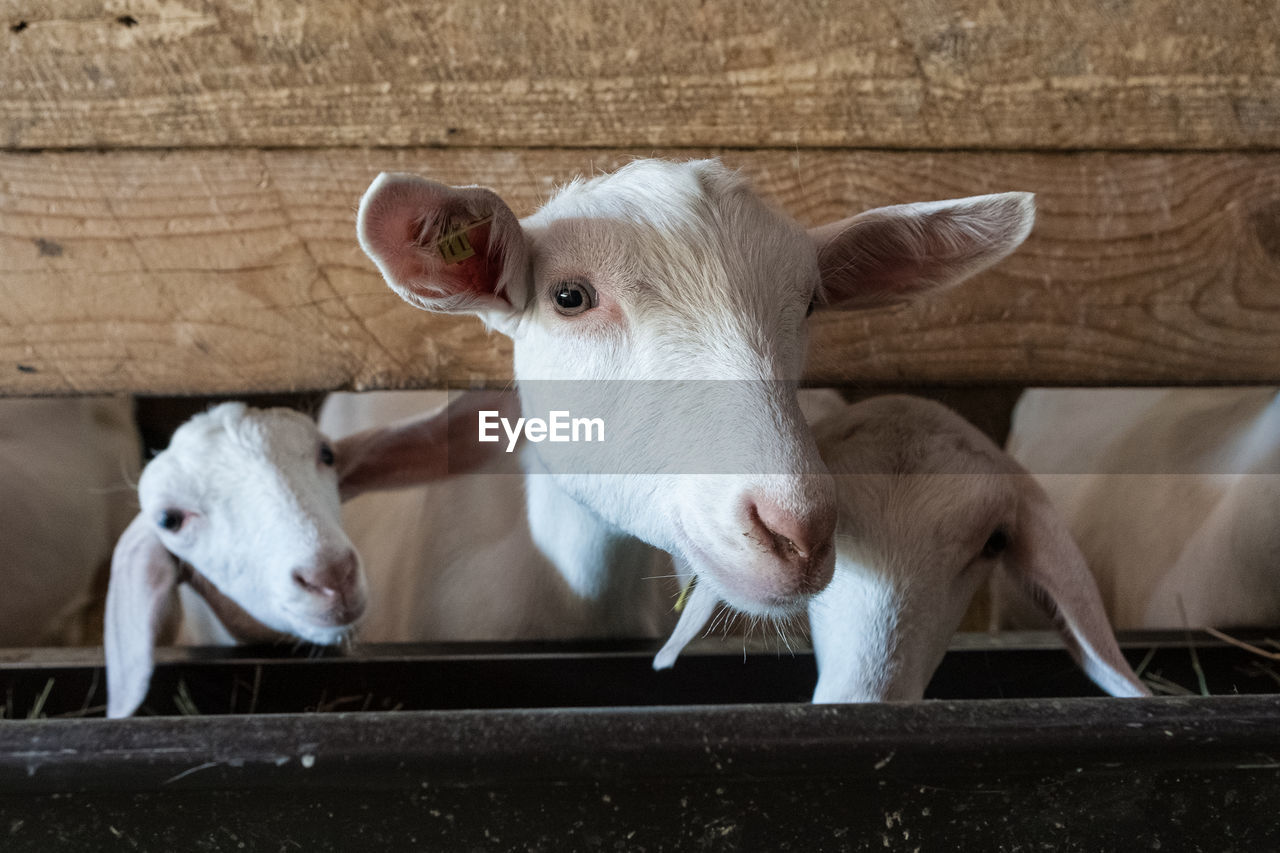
xmin=2 ymin=0 xmax=1278 ymax=151
xmin=2 ymin=148 xmax=1278 ymax=395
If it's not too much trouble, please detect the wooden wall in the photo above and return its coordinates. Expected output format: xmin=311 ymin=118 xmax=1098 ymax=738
xmin=2 ymin=0 xmax=1278 ymax=394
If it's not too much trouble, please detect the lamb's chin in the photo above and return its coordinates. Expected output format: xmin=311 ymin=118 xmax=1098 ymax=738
xmin=698 ymin=570 xmax=812 ymax=620
xmin=292 ymin=622 xmax=356 ymax=647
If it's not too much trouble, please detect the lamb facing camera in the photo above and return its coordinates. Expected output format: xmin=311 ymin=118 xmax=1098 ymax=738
xmin=105 ymin=403 xmax=366 ymax=718
xmin=355 ymin=157 xmax=1037 ymax=620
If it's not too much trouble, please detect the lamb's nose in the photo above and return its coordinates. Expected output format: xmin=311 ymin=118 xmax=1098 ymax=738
xmin=291 ymin=549 xmax=360 ymax=600
xmin=747 ymin=497 xmax=837 ymax=593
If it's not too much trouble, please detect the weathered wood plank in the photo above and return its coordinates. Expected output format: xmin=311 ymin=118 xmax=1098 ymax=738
xmin=2 ymin=148 xmax=1278 ymax=395
xmin=2 ymin=0 xmax=1278 ymax=151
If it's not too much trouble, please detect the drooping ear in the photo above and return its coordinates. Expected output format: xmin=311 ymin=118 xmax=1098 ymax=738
xmin=653 ymin=579 xmax=720 ymax=671
xmin=356 ymin=172 xmax=530 ymax=330
xmin=809 ymin=192 xmax=1035 ymax=310
xmin=334 ymin=389 xmax=520 ymax=501
xmin=1003 ymin=479 xmax=1150 ymax=698
xmin=104 ymin=514 xmax=183 ymax=718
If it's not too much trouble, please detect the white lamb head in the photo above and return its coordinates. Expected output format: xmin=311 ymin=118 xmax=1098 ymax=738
xmin=356 ymin=158 xmax=1035 ymax=620
xmin=106 ymin=403 xmax=366 ymax=717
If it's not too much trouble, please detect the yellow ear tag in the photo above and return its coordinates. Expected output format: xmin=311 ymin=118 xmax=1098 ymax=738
xmin=674 ymin=575 xmax=696 ymax=613
xmin=437 ymin=215 xmax=493 ymax=265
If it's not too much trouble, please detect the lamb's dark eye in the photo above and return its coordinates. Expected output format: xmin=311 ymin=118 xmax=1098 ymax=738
xmin=157 ymin=509 xmax=186 ymax=533
xmin=551 ymin=280 xmax=595 ymax=316
xmin=318 ymin=443 xmax=335 ymax=466
xmin=982 ymin=528 xmax=1010 ymax=559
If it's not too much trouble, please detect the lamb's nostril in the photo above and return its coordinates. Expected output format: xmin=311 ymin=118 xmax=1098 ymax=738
xmin=292 ymin=550 xmax=362 ymax=621
xmin=750 ymin=499 xmax=825 ymax=561
xmin=745 ymin=496 xmax=837 ymax=593
xmin=775 ymin=532 xmax=802 ymax=558
xmin=291 ymin=569 xmax=320 ymax=593
xmin=323 ymin=550 xmax=359 ymax=595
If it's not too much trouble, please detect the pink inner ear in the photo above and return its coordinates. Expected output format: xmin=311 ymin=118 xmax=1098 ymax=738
xmin=358 ymin=174 xmax=519 ymax=315
xmin=814 ymin=216 xmax=939 ymax=308
xmin=394 ymin=208 xmax=504 ymax=307
xmin=449 ymin=221 xmax=502 ymax=303
xmin=811 ymin=192 xmax=1034 ymax=312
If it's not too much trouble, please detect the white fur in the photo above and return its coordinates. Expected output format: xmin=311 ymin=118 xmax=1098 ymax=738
xmin=319 ymin=390 xmax=674 ymax=641
xmin=355 ymin=158 xmax=1036 ymax=621
xmin=656 ymin=396 xmax=1148 ymax=702
xmin=0 ymin=397 xmax=140 ymax=645
xmin=137 ymin=403 xmax=366 ymax=644
xmin=1002 ymin=387 xmax=1280 ymax=629
xmin=105 ymin=403 xmax=366 ymax=717
xmin=319 ymin=388 xmax=872 ymax=643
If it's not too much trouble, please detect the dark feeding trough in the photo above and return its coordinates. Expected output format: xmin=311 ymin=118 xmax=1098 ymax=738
xmin=2 ymin=632 xmax=1280 ymax=850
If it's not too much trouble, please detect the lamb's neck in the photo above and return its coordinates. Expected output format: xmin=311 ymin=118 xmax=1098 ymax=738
xmin=520 ymin=448 xmax=669 ymax=633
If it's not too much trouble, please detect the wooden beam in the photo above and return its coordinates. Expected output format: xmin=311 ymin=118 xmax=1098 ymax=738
xmin=3 ymin=148 xmax=1278 ymax=395
xmin=2 ymin=1 xmax=1277 ymax=151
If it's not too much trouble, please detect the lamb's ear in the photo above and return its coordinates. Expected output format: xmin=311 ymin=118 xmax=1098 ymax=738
xmin=334 ymin=389 xmax=519 ymax=501
xmin=810 ymin=193 xmax=1035 ymax=310
xmin=1002 ymin=479 xmax=1150 ymax=698
xmin=104 ymin=514 xmax=183 ymax=718
xmin=653 ymin=579 xmax=720 ymax=671
xmin=357 ymin=172 xmax=529 ymax=332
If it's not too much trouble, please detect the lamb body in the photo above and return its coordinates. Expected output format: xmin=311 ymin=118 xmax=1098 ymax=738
xmin=1001 ymin=387 xmax=1280 ymax=629
xmin=657 ymin=395 xmax=1148 ymax=701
